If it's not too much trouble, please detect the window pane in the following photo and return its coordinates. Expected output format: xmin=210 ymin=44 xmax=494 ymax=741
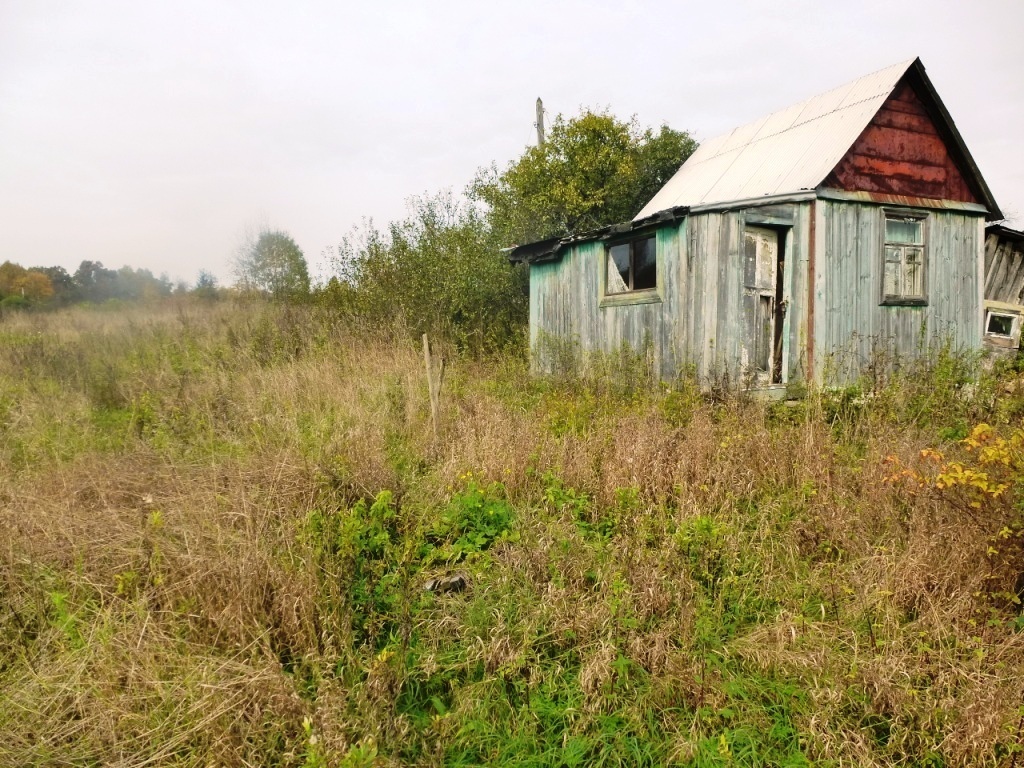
xmin=988 ymin=313 xmax=1015 ymax=337
xmin=902 ymin=262 xmax=921 ymax=297
xmin=884 ymin=260 xmax=900 ymax=297
xmin=905 ymin=247 xmax=923 ymax=297
xmin=884 ymin=245 xmax=902 ymax=263
xmin=633 ymin=237 xmax=656 ymax=290
xmin=608 ymin=244 xmax=630 ymax=293
xmin=886 ymin=217 xmax=923 ymax=245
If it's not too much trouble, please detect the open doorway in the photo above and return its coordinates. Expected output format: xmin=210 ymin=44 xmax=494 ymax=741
xmin=743 ymin=226 xmax=787 ymax=386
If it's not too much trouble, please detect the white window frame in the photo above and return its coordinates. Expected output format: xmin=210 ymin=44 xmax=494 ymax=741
xmin=986 ymin=310 xmax=1017 ymax=338
xmin=984 ymin=307 xmax=1022 ymax=349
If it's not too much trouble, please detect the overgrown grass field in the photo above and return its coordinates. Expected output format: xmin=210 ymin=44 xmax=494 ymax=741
xmin=3 ymin=301 xmax=1024 ymax=766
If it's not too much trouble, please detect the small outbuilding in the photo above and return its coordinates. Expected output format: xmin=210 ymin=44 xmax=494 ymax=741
xmin=983 ymin=225 xmax=1024 ymax=351
xmin=510 ymin=58 xmax=1002 ymax=388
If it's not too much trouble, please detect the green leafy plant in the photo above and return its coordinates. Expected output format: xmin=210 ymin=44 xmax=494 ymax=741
xmin=428 ymin=477 xmax=515 ymax=563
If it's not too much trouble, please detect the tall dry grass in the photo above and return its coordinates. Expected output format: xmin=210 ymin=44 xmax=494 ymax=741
xmin=1 ymin=300 xmax=1023 ymax=766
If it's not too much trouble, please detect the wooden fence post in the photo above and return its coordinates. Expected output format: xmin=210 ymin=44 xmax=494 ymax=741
xmin=422 ymin=334 xmax=445 ymax=439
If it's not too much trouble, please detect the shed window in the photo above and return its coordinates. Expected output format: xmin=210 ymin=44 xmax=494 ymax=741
xmin=882 ymin=213 xmax=926 ymax=304
xmin=607 ymin=236 xmax=656 ymax=294
xmin=986 ymin=311 xmax=1017 ymax=338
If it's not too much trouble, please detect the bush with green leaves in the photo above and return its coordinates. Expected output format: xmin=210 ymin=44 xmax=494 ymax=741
xmin=326 ymin=191 xmax=527 ymax=353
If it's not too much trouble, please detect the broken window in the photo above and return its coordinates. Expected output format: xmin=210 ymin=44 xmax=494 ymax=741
xmin=882 ymin=213 xmax=926 ymax=304
xmin=606 ymin=236 xmax=656 ymax=294
xmin=986 ymin=311 xmax=1017 ymax=338
xmin=984 ymin=308 xmax=1021 ymax=350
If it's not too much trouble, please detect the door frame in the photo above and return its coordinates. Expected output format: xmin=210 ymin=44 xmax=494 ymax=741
xmin=742 ymin=223 xmax=791 ymax=387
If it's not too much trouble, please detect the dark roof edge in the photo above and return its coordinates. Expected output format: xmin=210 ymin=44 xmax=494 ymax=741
xmin=988 ymin=224 xmax=1024 ymax=243
xmin=505 ymin=206 xmax=689 ymax=264
xmin=905 ymin=58 xmax=1002 ymax=221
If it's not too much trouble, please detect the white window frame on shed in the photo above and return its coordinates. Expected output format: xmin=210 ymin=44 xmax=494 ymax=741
xmin=880 ymin=209 xmax=928 ymax=306
xmin=984 ymin=305 xmax=1023 ymax=349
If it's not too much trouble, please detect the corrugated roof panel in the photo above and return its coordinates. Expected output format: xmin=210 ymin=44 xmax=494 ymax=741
xmin=714 ymin=115 xmax=770 ymax=157
xmin=791 ymin=84 xmax=849 ymax=125
xmin=733 ymin=122 xmax=828 ymax=199
xmin=666 ymin=150 xmax=741 ymax=206
xmin=634 ymin=59 xmax=916 ymax=219
xmin=835 ymin=59 xmax=911 ymax=108
xmin=706 ymin=130 xmax=797 ymax=201
xmin=687 ymin=131 xmax=731 ymax=162
xmin=747 ymin=100 xmax=807 ymax=144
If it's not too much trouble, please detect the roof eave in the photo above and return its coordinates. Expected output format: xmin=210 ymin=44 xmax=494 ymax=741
xmin=506 ymin=206 xmax=689 ymax=265
xmin=987 ymin=224 xmax=1024 ymax=243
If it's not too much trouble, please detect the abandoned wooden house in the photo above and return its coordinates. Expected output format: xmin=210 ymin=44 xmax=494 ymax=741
xmin=509 ymin=58 xmax=1002 ymax=387
xmin=983 ymin=224 xmax=1024 ymax=352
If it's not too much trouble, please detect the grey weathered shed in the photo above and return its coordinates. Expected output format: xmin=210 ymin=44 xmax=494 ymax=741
xmin=510 ymin=58 xmax=1001 ymax=387
xmin=982 ymin=225 xmax=1024 ymax=351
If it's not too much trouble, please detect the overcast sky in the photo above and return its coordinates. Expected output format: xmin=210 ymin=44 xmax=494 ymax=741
xmin=2 ymin=0 xmax=1022 ymax=284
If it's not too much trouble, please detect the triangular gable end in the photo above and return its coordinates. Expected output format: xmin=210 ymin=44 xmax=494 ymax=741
xmin=822 ymin=62 xmax=1000 ymax=217
xmin=823 ymin=79 xmax=974 ymax=202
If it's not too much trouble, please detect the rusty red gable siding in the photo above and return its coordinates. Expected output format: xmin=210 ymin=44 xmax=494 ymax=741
xmin=824 ymin=80 xmax=978 ymax=204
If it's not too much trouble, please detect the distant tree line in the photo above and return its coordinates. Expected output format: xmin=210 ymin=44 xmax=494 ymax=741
xmin=0 ymin=259 xmax=198 ymax=310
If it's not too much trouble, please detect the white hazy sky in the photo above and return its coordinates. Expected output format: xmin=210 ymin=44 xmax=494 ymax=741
xmin=2 ymin=0 xmax=1022 ymax=284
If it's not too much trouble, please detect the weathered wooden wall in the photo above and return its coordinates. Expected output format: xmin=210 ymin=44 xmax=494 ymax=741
xmin=684 ymin=205 xmax=811 ymax=384
xmin=530 ymin=199 xmax=980 ymax=387
xmin=529 ymin=202 xmax=812 ymax=385
xmin=815 ymin=200 xmax=983 ymax=383
xmin=529 ymin=225 xmax=685 ymax=379
xmin=984 ymin=232 xmax=1024 ymax=305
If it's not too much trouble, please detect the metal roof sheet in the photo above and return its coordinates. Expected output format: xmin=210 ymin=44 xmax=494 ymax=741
xmin=635 ymin=59 xmax=915 ymax=219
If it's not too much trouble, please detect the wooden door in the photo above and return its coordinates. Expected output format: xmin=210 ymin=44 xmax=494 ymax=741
xmin=742 ymin=227 xmax=784 ymax=385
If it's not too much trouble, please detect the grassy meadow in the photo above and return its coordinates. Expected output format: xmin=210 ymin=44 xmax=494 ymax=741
xmin=2 ymin=301 xmax=1024 ymax=766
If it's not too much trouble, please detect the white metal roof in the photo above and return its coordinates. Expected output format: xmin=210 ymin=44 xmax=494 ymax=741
xmin=634 ymin=59 xmax=916 ymax=219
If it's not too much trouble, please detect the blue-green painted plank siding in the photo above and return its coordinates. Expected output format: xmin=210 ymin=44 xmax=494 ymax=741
xmin=815 ymin=200 xmax=982 ymax=384
xmin=530 ymin=203 xmax=815 ymax=385
xmin=530 ymin=222 xmax=686 ymax=378
xmin=527 ymin=199 xmax=984 ymax=386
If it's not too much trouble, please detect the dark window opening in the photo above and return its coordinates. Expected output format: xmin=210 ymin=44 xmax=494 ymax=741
xmin=607 ymin=236 xmax=656 ymax=294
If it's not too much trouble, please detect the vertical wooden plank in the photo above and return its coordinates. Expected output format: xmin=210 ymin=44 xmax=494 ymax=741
xmin=787 ymin=203 xmax=807 ymax=383
xmin=812 ymin=200 xmax=825 ymax=382
xmin=854 ymin=204 xmax=873 ymax=371
xmin=984 ymin=233 xmax=999 ymax=295
xmin=677 ymin=218 xmax=691 ymax=376
xmin=660 ymin=223 xmax=680 ymax=379
xmin=716 ymin=213 xmax=739 ymax=379
xmin=935 ymin=211 xmax=953 ymax=347
xmin=974 ymin=216 xmax=985 ymax=347
xmin=702 ymin=214 xmax=721 ymax=381
xmin=821 ymin=200 xmax=836 ymax=382
xmin=690 ymin=215 xmax=706 ymax=378
xmin=588 ymin=242 xmax=600 ymax=352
